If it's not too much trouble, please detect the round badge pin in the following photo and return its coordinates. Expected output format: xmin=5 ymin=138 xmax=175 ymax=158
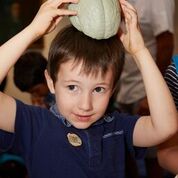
xmin=67 ymin=133 xmax=82 ymax=147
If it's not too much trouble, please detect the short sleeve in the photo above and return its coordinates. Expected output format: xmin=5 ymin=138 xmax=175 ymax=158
xmin=115 ymin=112 xmax=147 ymax=159
xmin=13 ymin=99 xmax=51 ymax=158
xmin=0 ymin=129 xmax=15 ymax=152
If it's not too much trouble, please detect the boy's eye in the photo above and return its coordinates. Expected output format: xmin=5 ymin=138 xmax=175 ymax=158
xmin=94 ymin=87 xmax=105 ymax=93
xmin=67 ymin=85 xmax=78 ymax=91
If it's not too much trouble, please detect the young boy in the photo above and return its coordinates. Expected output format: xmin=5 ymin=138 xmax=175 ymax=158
xmin=0 ymin=0 xmax=177 ymax=178
xmin=14 ymin=51 xmax=55 ymax=108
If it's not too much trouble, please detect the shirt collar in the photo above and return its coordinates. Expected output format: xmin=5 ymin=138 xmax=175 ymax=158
xmin=50 ymin=104 xmax=114 ymax=128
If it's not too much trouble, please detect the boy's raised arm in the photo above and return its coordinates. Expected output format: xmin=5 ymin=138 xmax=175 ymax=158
xmin=0 ymin=0 xmax=77 ymax=132
xmin=119 ymin=0 xmax=178 ymax=147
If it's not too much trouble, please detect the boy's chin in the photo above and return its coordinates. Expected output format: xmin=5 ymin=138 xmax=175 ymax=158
xmin=72 ymin=122 xmax=92 ymax=130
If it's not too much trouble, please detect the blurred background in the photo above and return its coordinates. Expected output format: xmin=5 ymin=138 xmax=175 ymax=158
xmin=2 ymin=0 xmax=178 ymax=105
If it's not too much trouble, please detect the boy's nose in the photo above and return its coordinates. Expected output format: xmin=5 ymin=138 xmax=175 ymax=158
xmin=78 ymin=93 xmax=93 ymax=111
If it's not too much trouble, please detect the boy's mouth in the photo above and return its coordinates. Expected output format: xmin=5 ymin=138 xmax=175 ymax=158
xmin=73 ymin=113 xmax=93 ymax=122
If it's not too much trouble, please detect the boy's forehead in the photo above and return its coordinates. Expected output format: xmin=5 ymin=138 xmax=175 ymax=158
xmin=60 ymin=59 xmax=111 ymax=74
xmin=58 ymin=59 xmax=113 ymax=81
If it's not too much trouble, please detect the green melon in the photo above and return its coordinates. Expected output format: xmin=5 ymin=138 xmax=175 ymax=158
xmin=68 ymin=0 xmax=121 ymax=39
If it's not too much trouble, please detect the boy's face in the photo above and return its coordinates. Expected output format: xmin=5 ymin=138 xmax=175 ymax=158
xmin=46 ymin=60 xmax=114 ymax=129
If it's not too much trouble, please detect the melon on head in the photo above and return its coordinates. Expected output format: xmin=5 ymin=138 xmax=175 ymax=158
xmin=68 ymin=0 xmax=121 ymax=39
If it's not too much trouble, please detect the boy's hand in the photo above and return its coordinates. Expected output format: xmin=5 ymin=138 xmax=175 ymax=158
xmin=29 ymin=0 xmax=78 ymax=38
xmin=119 ymin=0 xmax=145 ymax=56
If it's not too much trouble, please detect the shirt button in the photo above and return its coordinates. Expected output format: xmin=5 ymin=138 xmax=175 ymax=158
xmin=67 ymin=133 xmax=82 ymax=147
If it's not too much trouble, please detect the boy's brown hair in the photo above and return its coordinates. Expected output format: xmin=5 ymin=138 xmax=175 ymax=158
xmin=47 ymin=25 xmax=124 ymax=89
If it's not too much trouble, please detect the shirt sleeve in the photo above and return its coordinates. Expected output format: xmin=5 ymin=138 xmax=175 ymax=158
xmin=150 ymin=0 xmax=175 ymax=36
xmin=0 ymin=129 xmax=15 ymax=152
xmin=13 ymin=100 xmax=49 ymax=158
xmin=116 ymin=113 xmax=147 ymax=159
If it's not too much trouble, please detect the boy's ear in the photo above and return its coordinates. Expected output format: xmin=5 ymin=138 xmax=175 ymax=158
xmin=44 ymin=70 xmax=55 ymax=94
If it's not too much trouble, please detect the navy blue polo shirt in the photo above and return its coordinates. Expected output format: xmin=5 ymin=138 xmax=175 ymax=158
xmin=0 ymin=100 xmax=146 ymax=178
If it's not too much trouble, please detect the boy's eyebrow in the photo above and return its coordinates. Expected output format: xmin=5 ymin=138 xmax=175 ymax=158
xmin=95 ymin=82 xmax=111 ymax=86
xmin=64 ymin=80 xmax=111 ymax=86
xmin=63 ymin=80 xmax=80 ymax=83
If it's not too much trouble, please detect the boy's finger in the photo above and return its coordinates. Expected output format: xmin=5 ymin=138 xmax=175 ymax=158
xmin=56 ymin=8 xmax=77 ymax=16
xmin=120 ymin=0 xmax=136 ymax=13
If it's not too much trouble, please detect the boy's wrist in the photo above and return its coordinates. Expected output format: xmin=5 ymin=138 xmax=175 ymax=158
xmin=132 ymin=47 xmax=148 ymax=58
xmin=25 ymin=25 xmax=43 ymax=42
xmin=132 ymin=47 xmax=150 ymax=61
xmin=132 ymin=47 xmax=152 ymax=68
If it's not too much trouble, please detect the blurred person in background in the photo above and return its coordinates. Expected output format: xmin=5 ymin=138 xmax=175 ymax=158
xmin=14 ymin=51 xmax=55 ymax=109
xmin=158 ymin=55 xmax=178 ymax=177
